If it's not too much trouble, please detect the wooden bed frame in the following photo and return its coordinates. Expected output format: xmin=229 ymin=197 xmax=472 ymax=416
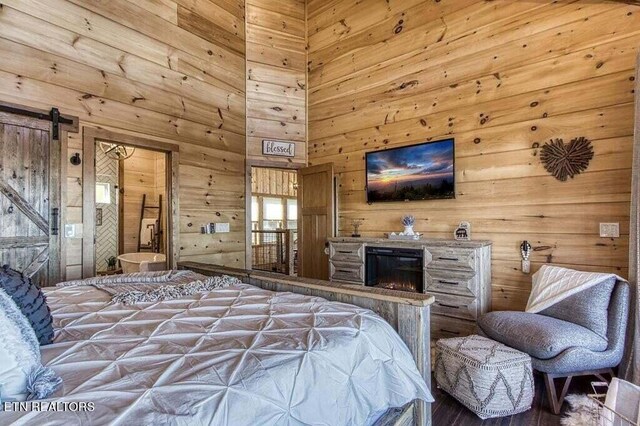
xmin=179 ymin=262 xmax=435 ymax=426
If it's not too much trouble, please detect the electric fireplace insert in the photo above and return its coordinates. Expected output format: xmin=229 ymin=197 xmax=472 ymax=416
xmin=365 ymin=246 xmax=424 ymax=293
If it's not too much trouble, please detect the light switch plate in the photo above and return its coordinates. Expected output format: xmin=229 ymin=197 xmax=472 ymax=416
xmin=214 ymin=223 xmax=230 ymax=233
xmin=599 ymin=223 xmax=620 ymax=238
xmin=64 ymin=223 xmax=83 ymax=238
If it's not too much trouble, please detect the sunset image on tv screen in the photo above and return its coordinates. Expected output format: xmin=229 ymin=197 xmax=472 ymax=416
xmin=366 ymin=139 xmax=455 ymax=202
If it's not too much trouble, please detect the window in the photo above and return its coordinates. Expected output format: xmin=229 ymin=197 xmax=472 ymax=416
xmin=96 ymin=182 xmax=111 ymax=204
xmin=263 ymin=197 xmax=283 ymax=230
xmin=251 ymin=197 xmax=260 ymax=245
xmin=251 ymin=195 xmax=297 ymax=246
xmin=263 ymin=197 xmax=283 ymax=220
xmin=251 ymin=196 xmax=259 ymax=220
xmin=286 ymin=199 xmax=297 ymax=230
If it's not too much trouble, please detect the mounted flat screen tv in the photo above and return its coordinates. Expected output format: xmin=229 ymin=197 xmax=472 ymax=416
xmin=366 ymin=138 xmax=455 ymax=203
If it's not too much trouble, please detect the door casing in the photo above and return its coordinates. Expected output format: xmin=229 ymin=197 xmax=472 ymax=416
xmin=244 ymin=160 xmax=302 ymax=270
xmin=82 ymin=127 xmax=179 ymax=277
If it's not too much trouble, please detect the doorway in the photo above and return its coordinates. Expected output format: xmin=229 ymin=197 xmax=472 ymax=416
xmin=0 ymin=112 xmax=60 ymax=286
xmin=94 ymin=144 xmax=167 ymax=274
xmin=83 ymin=128 xmax=179 ymax=277
xmin=0 ymin=103 xmax=77 ymax=286
xmin=250 ymin=167 xmax=298 ymax=275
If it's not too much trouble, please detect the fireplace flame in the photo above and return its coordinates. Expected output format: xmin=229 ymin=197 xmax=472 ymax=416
xmin=378 ymin=282 xmax=417 ymax=292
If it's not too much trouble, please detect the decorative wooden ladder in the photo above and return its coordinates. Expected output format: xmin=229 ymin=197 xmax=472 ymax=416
xmin=137 ymin=194 xmax=162 ymax=253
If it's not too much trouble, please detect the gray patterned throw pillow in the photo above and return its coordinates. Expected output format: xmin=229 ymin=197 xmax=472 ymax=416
xmin=539 ymin=276 xmax=616 ymax=338
xmin=0 ymin=266 xmax=54 ymax=345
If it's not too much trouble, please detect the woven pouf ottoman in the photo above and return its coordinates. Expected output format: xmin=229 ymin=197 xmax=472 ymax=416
xmin=434 ymin=335 xmax=534 ymax=419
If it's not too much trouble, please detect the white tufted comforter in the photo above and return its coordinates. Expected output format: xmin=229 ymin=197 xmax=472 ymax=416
xmin=4 ymin=282 xmax=431 ymax=425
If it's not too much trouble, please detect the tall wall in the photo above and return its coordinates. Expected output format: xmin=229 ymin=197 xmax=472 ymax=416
xmin=246 ymin=0 xmax=307 ymax=166
xmin=0 ymin=0 xmax=305 ymax=278
xmin=307 ymin=0 xmax=640 ymax=309
xmin=94 ymin=145 xmax=119 ymax=271
xmin=251 ymin=168 xmax=298 ymax=197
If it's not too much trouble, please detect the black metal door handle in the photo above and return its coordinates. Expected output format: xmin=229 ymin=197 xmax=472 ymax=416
xmin=51 ymin=208 xmax=59 ymax=236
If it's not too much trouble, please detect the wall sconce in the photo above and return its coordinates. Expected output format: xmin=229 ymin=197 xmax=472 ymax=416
xmin=70 ymin=152 xmax=81 ymax=166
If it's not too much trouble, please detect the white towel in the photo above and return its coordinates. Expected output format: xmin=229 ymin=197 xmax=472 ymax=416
xmin=140 ymin=219 xmax=156 ymax=246
xmin=526 ymin=265 xmax=623 ymax=313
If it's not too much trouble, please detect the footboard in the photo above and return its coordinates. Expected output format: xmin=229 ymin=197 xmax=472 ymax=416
xmin=179 ymin=262 xmax=434 ymax=426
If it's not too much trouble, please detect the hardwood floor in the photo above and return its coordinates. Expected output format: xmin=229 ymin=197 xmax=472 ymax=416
xmin=431 ymin=373 xmax=593 ymax=425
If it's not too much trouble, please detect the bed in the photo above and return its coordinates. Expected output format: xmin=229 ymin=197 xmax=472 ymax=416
xmin=3 ymin=269 xmax=434 ymax=425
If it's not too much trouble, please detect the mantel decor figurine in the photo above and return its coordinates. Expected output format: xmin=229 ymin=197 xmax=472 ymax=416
xmin=388 ymin=215 xmax=422 ymax=240
xmin=402 ymin=215 xmax=416 ymax=235
xmin=351 ymin=219 xmax=363 ymax=238
xmin=454 ymin=222 xmax=471 ymax=241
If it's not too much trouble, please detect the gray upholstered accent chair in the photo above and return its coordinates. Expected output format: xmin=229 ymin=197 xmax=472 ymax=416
xmin=477 ymin=278 xmax=630 ymax=414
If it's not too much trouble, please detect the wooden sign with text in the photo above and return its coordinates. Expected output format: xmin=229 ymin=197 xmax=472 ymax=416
xmin=262 ymin=140 xmax=295 ymax=157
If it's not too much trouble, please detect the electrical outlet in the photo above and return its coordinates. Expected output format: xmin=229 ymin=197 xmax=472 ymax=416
xmin=214 ymin=223 xmax=230 ymax=233
xmin=599 ymin=223 xmax=620 ymax=238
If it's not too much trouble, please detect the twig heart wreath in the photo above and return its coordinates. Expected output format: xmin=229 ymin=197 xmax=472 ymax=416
xmin=539 ymin=137 xmax=594 ymax=182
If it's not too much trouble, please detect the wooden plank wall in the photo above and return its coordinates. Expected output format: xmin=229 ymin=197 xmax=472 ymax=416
xmin=306 ymin=0 xmax=640 ymax=310
xmin=65 ymin=133 xmax=84 ymax=279
xmin=0 ymin=0 xmax=284 ymax=270
xmin=122 ymin=149 xmax=165 ymax=254
xmin=251 ymin=167 xmax=298 ymax=196
xmin=246 ymin=0 xmax=307 ymax=165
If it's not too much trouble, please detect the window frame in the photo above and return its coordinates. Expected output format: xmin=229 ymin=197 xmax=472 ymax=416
xmin=251 ymin=194 xmax=297 ymax=245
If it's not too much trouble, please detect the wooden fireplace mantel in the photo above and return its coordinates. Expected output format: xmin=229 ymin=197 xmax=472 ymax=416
xmin=328 ymin=236 xmax=492 ymax=248
xmin=327 ymin=237 xmax=492 ymax=341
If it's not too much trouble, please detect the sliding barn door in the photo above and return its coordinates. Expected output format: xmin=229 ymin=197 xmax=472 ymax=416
xmin=0 ymin=112 xmax=61 ymax=286
xmin=297 ymin=164 xmax=335 ymax=280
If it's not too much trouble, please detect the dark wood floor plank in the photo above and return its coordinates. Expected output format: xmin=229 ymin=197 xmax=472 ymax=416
xmin=511 ymin=375 xmax=544 ymax=426
xmin=431 ymin=372 xmax=599 ymax=425
xmin=432 ymin=374 xmax=565 ymax=426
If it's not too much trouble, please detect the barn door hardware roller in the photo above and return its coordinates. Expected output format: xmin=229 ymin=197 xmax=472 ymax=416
xmin=0 ymin=105 xmax=73 ymax=140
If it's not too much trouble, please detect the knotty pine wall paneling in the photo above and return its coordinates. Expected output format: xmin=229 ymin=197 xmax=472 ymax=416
xmin=0 ymin=0 xmax=247 ymax=268
xmin=246 ymin=0 xmax=307 ymax=165
xmin=251 ymin=167 xmax=298 ymax=197
xmin=65 ymin=132 xmax=84 ymax=280
xmin=307 ymin=0 xmax=640 ymax=310
xmin=121 ymin=149 xmax=165 ymax=255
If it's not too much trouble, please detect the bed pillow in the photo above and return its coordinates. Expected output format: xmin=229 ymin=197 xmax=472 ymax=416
xmin=0 ymin=288 xmax=62 ymax=402
xmin=0 ymin=266 xmax=54 ymax=345
xmin=539 ymin=276 xmax=616 ymax=339
xmin=0 ymin=287 xmax=40 ymax=401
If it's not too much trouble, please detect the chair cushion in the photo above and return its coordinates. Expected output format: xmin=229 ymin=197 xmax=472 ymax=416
xmin=0 ymin=266 xmax=54 ymax=345
xmin=478 ymin=311 xmax=608 ymax=360
xmin=539 ymin=277 xmax=615 ymax=339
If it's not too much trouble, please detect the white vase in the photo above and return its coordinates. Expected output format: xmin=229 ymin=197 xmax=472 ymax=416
xmin=404 ymin=225 xmax=415 ymax=236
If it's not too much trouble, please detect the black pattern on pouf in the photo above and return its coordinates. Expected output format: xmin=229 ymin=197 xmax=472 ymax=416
xmin=434 ymin=335 xmax=534 ymax=419
xmin=0 ymin=265 xmax=54 ymax=345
